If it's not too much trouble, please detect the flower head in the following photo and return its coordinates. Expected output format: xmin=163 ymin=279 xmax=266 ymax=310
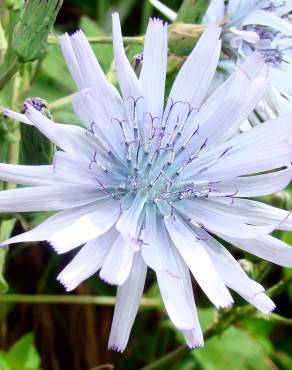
xmin=203 ymin=0 xmax=292 ymax=120
xmin=1 ymin=13 xmax=292 ymax=351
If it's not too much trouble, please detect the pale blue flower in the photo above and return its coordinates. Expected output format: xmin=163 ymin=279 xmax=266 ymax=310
xmin=1 ymin=13 xmax=292 ymax=351
xmin=203 ymin=0 xmax=292 ymax=120
xmin=151 ymin=0 xmax=292 ymax=121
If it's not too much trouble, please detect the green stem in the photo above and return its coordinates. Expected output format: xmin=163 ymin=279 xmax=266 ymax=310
xmin=267 ymin=275 xmax=292 ymax=297
xmin=0 ymin=58 xmax=20 ymax=91
xmin=0 ymin=294 xmax=161 ymax=308
xmin=254 ymin=312 xmax=292 ymax=326
xmin=139 ymin=276 xmax=292 ymax=370
xmin=139 ymin=307 xmax=249 ymax=370
xmin=48 ymin=92 xmax=76 ymax=111
xmin=48 ymin=35 xmax=144 ymax=45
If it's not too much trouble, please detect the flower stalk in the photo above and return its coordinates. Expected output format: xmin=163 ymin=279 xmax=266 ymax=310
xmin=0 ymin=294 xmax=161 ymax=308
xmin=48 ymin=35 xmax=145 ymax=45
xmin=0 ymin=58 xmax=20 ymax=90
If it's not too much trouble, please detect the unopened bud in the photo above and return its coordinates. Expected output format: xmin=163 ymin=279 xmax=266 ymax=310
xmin=12 ymin=0 xmax=62 ymax=62
xmin=132 ymin=52 xmax=143 ymax=72
xmin=269 ymin=191 xmax=291 ymax=210
xmin=20 ymin=97 xmax=53 ymax=164
xmin=238 ymin=259 xmax=255 ymax=278
xmin=168 ymin=22 xmax=203 ymax=56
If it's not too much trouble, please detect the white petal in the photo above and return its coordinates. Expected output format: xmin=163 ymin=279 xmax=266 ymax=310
xmin=23 ymin=104 xmax=102 ymax=161
xmin=99 ymin=232 xmax=134 ymax=285
xmin=163 ymin=213 xmax=233 ymax=308
xmin=71 ymin=91 xmax=125 ymax=162
xmin=175 ymin=60 xmax=250 ymax=152
xmin=59 ymin=32 xmax=84 ymax=88
xmin=229 ymin=28 xmax=259 ymax=43
xmin=60 ymin=30 xmax=124 ymax=120
xmin=199 ymin=144 xmax=291 ymax=180
xmin=199 ymin=229 xmax=264 ymax=297
xmin=0 ymin=164 xmax=56 ymax=186
xmin=108 ymin=252 xmax=147 ymax=352
xmin=149 ymin=0 xmax=177 ymax=21
xmin=144 ymin=209 xmax=182 ymax=277
xmin=211 ymin=167 xmax=292 ymax=197
xmin=142 ymin=202 xmax=160 ymax=269
xmin=241 ymin=292 xmax=276 ymax=315
xmin=173 ymin=57 xmax=266 ymax=166
xmin=224 ymin=234 xmax=292 ymax=268
xmin=174 ymin=199 xmax=279 ymax=239
xmin=242 ymin=10 xmax=292 ymax=36
xmin=0 ymin=199 xmax=113 ymax=248
xmin=49 ymin=199 xmax=121 ymax=253
xmin=1 ymin=108 xmax=31 ymax=125
xmin=179 ymin=114 xmax=292 ymax=181
xmin=116 ymin=191 xmax=146 ymax=237
xmin=112 ymin=13 xmax=144 ymax=128
xmin=156 ymin=270 xmax=196 ymax=330
xmin=173 ymin=248 xmax=204 ymax=348
xmin=167 ymin=24 xmax=221 ymax=109
xmin=57 ymin=230 xmax=114 ymax=291
xmin=182 ymin=329 xmax=204 ymax=349
xmin=225 ymin=77 xmax=267 ymax=140
xmin=140 ymin=18 xmax=167 ymax=122
xmin=0 ymin=184 xmax=100 ymax=212
xmin=203 ymin=0 xmax=225 ymax=23
xmin=209 ymin=197 xmax=292 ymax=231
xmin=268 ymin=68 xmax=292 ymax=96
xmin=53 ymin=151 xmax=123 ymax=187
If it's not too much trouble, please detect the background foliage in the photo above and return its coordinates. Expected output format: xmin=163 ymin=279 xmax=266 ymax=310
xmin=0 ymin=0 xmax=291 ymax=369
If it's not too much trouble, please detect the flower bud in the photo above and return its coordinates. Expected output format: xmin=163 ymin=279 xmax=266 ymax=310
xmin=238 ymin=259 xmax=255 ymax=278
xmin=168 ymin=22 xmax=203 ymax=56
xmin=269 ymin=191 xmax=291 ymax=210
xmin=20 ymin=98 xmax=53 ymax=164
xmin=12 ymin=0 xmax=62 ymax=62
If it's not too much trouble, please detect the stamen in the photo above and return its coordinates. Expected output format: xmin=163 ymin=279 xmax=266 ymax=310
xmin=127 ymin=96 xmax=144 ymax=137
xmin=149 ymin=170 xmax=163 ymax=188
xmin=95 ymin=178 xmax=116 ymax=199
xmin=86 ymin=122 xmax=95 ymax=135
xmin=180 ymin=124 xmax=200 ymax=151
xmin=161 ymin=97 xmax=184 ymax=131
xmin=89 ymin=152 xmax=97 ymax=169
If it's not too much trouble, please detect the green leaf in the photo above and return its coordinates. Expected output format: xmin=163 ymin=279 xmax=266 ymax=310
xmin=8 ymin=333 xmax=41 ymax=369
xmin=242 ymin=318 xmax=273 ymax=354
xmin=193 ymin=326 xmax=276 ymax=370
xmin=0 ymin=246 xmax=8 ymax=293
xmin=0 ymin=351 xmax=10 ymax=370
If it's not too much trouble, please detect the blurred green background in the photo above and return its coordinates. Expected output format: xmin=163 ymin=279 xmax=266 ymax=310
xmin=0 ymin=0 xmax=291 ymax=369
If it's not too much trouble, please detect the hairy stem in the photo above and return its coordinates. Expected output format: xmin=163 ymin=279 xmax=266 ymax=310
xmin=139 ymin=306 xmax=251 ymax=370
xmin=48 ymin=93 xmax=76 ymax=111
xmin=0 ymin=294 xmax=161 ymax=308
xmin=138 ymin=276 xmax=292 ymax=370
xmin=48 ymin=35 xmax=144 ymax=45
xmin=0 ymin=58 xmax=20 ymax=91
